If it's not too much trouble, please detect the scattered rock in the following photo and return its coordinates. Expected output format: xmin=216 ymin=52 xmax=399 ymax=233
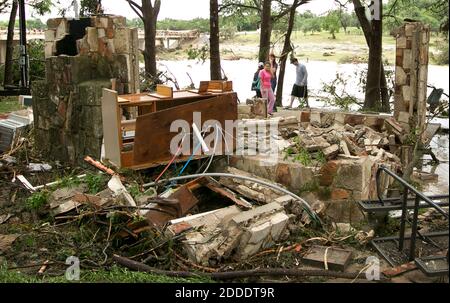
xmin=323 ymin=144 xmax=340 ymax=159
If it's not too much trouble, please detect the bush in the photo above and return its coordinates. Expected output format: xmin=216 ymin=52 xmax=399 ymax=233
xmin=432 ymin=40 xmax=449 ymax=65
xmin=26 ymin=191 xmax=49 ymax=210
xmin=0 ymin=40 xmax=46 ymax=86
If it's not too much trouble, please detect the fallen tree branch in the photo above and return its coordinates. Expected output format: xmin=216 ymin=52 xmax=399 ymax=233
xmin=113 ymin=254 xmax=364 ymax=280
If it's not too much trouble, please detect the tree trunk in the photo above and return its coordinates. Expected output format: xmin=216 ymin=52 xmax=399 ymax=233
xmin=142 ymin=0 xmax=160 ymax=80
xmin=353 ymin=0 xmax=389 ymax=112
xmin=209 ymin=0 xmax=221 ymax=80
xmin=363 ymin=0 xmax=382 ymax=111
xmin=275 ymin=1 xmax=297 ymax=107
xmin=258 ymin=0 xmax=272 ymax=63
xmin=380 ymin=65 xmax=390 ymax=112
xmin=4 ymin=0 xmax=18 ymax=87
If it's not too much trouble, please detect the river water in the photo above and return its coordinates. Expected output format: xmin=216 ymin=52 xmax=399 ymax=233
xmin=157 ymin=59 xmax=449 ymax=108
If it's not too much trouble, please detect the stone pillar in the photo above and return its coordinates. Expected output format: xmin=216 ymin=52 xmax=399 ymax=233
xmin=393 ymin=22 xmax=430 ymax=140
xmin=32 ymin=16 xmax=140 ymax=165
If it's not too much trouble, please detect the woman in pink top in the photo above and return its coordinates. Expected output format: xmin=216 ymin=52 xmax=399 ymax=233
xmin=259 ymin=62 xmax=276 ymax=115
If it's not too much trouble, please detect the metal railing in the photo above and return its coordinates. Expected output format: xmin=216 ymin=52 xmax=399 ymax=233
xmin=376 ymin=165 xmax=449 ymax=261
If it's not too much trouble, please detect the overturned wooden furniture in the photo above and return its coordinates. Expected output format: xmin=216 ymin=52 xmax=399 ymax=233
xmin=101 ymin=82 xmax=238 ymax=170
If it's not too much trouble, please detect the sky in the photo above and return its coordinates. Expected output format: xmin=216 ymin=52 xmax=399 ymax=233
xmin=0 ymin=0 xmax=340 ymax=21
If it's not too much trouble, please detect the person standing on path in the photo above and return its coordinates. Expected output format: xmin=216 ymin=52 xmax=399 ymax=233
xmin=269 ymin=53 xmax=278 ymax=92
xmin=251 ymin=62 xmax=264 ymax=98
xmin=259 ymin=62 xmax=276 ymax=115
xmin=285 ymin=57 xmax=309 ymax=109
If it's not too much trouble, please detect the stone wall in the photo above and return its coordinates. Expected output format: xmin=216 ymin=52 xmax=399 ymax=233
xmin=32 ymin=16 xmax=140 ymax=164
xmin=393 ymin=22 xmax=430 ymax=138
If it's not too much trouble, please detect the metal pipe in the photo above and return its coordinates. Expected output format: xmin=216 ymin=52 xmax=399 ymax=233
xmin=398 ymin=188 xmax=408 ymax=251
xmin=409 ymin=195 xmax=421 ymax=261
xmin=142 ymin=172 xmax=321 ymax=224
xmin=379 ymin=166 xmax=449 ymax=218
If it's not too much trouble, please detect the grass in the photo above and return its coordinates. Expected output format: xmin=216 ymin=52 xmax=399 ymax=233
xmin=191 ymin=28 xmax=446 ymax=65
xmin=0 ymin=96 xmax=23 ymax=114
xmin=25 ymin=191 xmax=49 ymax=211
xmin=0 ymin=264 xmax=213 ymax=283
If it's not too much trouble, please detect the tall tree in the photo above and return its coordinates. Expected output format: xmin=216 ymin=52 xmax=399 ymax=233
xmin=3 ymin=0 xmax=18 ymax=87
xmin=350 ymin=0 xmax=389 ymax=112
xmin=259 ymin=0 xmax=272 ymax=63
xmin=2 ymin=0 xmax=52 ymax=88
xmin=220 ymin=0 xmax=309 ymax=63
xmin=275 ymin=0 xmax=309 ymax=106
xmin=126 ymin=0 xmax=161 ymax=79
xmin=210 ymin=0 xmax=222 ymax=80
xmin=80 ymin=0 xmax=103 ymax=16
xmin=363 ymin=0 xmax=383 ymax=111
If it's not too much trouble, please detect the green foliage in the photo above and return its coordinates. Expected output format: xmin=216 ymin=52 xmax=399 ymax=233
xmin=0 ymin=264 xmax=212 ymax=283
xmin=221 ymin=0 xmax=260 ymax=31
xmin=383 ymin=0 xmax=445 ymax=33
xmin=0 ymin=19 xmax=46 ymax=30
xmin=26 ymin=191 xmax=49 ymax=210
xmin=186 ymin=45 xmax=209 ymax=63
xmin=322 ymin=72 xmax=361 ymax=111
xmin=80 ymin=0 xmax=102 ymax=16
xmin=157 ymin=18 xmax=209 ymax=32
xmin=283 ymin=139 xmax=313 ymax=166
xmin=315 ymin=150 xmax=327 ymax=165
xmin=29 ymin=0 xmax=53 ymax=15
xmin=127 ymin=183 xmax=142 ymax=199
xmin=127 ymin=18 xmax=143 ymax=28
xmin=55 ymin=175 xmax=82 ymax=189
xmin=322 ymin=10 xmax=341 ymax=39
xmin=294 ymin=147 xmax=313 ymax=166
xmin=300 ymin=18 xmax=322 ymax=35
xmin=0 ymin=96 xmax=23 ymax=114
xmin=431 ymin=40 xmax=449 ymax=65
xmin=220 ymin=24 xmax=237 ymax=40
xmin=322 ymin=67 xmax=395 ymax=111
xmin=85 ymin=173 xmax=106 ymax=194
xmin=0 ymin=39 xmax=45 ymax=86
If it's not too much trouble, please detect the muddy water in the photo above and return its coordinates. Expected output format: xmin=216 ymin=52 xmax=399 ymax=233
xmin=155 ymin=59 xmax=449 ymax=195
xmin=157 ymin=59 xmax=449 ymax=108
xmin=422 ymin=133 xmax=449 ymax=195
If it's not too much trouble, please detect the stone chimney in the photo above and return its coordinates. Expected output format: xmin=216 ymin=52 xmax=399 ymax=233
xmin=393 ymin=22 xmax=430 ymax=140
xmin=32 ymin=16 xmax=140 ymax=164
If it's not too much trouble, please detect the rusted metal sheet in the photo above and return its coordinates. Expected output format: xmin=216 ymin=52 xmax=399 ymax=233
xmin=382 ymin=262 xmax=417 ymax=277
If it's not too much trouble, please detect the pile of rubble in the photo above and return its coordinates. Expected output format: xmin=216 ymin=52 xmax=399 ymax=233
xmin=8 ymin=155 xmax=316 ymax=267
xmin=297 ymin=122 xmax=402 ymax=165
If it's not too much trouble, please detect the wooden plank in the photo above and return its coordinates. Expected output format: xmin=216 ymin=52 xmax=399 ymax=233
xmin=208 ymin=81 xmax=225 ymax=91
xmin=132 ymin=93 xmax=238 ymax=168
xmin=101 ymin=89 xmax=122 ymax=167
xmin=120 ymin=151 xmax=134 ymax=168
xmin=224 ymin=81 xmax=233 ymax=92
xmin=157 ymin=84 xmax=173 ymax=98
xmin=121 ymin=119 xmax=136 ymax=132
xmin=198 ymin=81 xmax=210 ymax=94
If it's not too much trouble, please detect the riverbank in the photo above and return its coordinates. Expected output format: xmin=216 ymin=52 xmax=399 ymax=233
xmin=157 ymin=29 xmax=448 ymax=66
